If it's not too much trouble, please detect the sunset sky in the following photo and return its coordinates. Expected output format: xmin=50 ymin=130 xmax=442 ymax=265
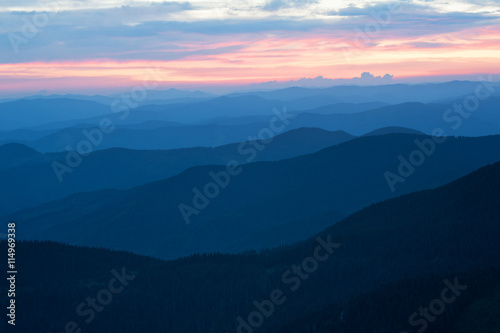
xmin=1 ymin=0 xmax=500 ymax=95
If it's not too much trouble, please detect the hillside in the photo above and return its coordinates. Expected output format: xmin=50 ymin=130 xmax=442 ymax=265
xmin=0 ymin=128 xmax=353 ymax=214
xmin=9 ymin=134 xmax=500 ymax=259
xmin=3 ymin=161 xmax=500 ymax=332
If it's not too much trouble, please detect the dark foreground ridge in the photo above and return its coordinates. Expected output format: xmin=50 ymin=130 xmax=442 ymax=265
xmin=2 ymin=161 xmax=500 ymax=332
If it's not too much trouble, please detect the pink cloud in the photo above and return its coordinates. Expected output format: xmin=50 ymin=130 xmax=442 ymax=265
xmin=2 ymin=25 xmax=500 ymax=94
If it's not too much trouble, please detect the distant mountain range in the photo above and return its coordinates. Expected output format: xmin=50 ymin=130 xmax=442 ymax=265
xmin=290 ymin=98 xmax=500 ymax=136
xmin=1 ymin=96 xmax=387 ymax=132
xmin=0 ymin=98 xmax=112 ymax=130
xmin=9 ymin=133 xmax=500 ymax=259
xmin=2 ymin=81 xmax=500 ymax=332
xmin=229 ymin=80 xmax=500 ymax=104
xmin=2 ymin=96 xmax=499 ymax=152
xmin=0 ymin=99 xmax=393 ymax=151
xmin=0 ymin=127 xmax=354 ymax=214
xmin=0 ymin=88 xmax=215 ymax=106
xmin=2 ymin=80 xmax=499 ymax=131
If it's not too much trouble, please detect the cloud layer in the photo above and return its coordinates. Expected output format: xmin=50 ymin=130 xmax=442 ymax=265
xmin=1 ymin=0 xmax=500 ymax=93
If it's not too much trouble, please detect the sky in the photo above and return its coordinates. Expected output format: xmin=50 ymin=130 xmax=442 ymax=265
xmin=1 ymin=0 xmax=500 ymax=95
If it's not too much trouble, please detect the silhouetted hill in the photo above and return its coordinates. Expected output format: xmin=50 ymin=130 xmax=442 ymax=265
xmin=0 ymin=128 xmax=353 ymax=214
xmin=0 ymin=143 xmax=41 ymax=167
xmin=244 ymin=127 xmax=354 ymax=161
xmin=363 ymin=126 xmax=425 ymax=136
xmin=4 ymin=161 xmax=500 ymax=332
xmin=0 ymin=142 xmax=39 ymax=156
xmin=9 ymin=134 xmax=500 ymax=259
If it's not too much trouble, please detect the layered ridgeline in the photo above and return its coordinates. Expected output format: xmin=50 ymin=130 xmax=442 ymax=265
xmin=0 ymin=98 xmax=384 ymax=152
xmin=0 ymin=99 xmax=112 ymax=131
xmin=3 ymin=162 xmax=500 ymax=333
xmin=8 ymin=133 xmax=500 ymax=259
xmin=2 ymin=95 xmax=500 ymax=152
xmin=0 ymin=128 xmax=354 ymax=215
xmin=9 ymin=98 xmax=500 ymax=152
xmin=0 ymin=95 xmax=382 ymax=132
xmin=228 ymin=80 xmax=500 ymax=104
xmin=7 ymin=80 xmax=495 ymax=130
